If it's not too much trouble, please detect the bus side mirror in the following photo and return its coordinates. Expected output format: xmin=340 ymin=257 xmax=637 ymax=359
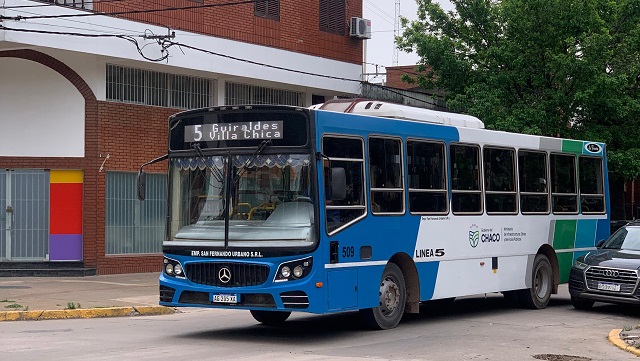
xmin=330 ymin=167 xmax=347 ymax=201
xmin=596 ymin=239 xmax=605 ymax=248
xmin=137 ymin=169 xmax=146 ymax=201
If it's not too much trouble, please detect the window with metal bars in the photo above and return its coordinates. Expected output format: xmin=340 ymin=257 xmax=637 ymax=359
xmin=225 ymin=82 xmax=303 ymax=106
xmin=106 ymin=65 xmax=211 ymax=109
xmin=255 ymin=0 xmax=280 ymax=20
xmin=106 ymin=172 xmax=166 ymax=255
xmin=319 ymin=0 xmax=345 ymax=35
xmin=38 ymin=0 xmax=93 ymax=10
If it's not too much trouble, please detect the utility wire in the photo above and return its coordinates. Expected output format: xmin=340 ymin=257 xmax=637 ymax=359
xmin=1 ymin=0 xmax=126 ymax=9
xmin=161 ymin=40 xmax=362 ymax=83
xmin=0 ymin=24 xmax=440 ymax=107
xmin=0 ymin=25 xmax=170 ymax=61
xmin=1 ymin=0 xmax=256 ymax=21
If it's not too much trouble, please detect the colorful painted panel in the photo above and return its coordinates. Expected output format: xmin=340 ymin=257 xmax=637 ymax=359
xmin=49 ymin=170 xmax=83 ymax=261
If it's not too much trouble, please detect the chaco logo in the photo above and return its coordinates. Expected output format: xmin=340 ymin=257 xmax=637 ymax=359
xmin=469 ymin=224 xmax=479 ymax=248
xmin=585 ymin=143 xmax=601 ymax=153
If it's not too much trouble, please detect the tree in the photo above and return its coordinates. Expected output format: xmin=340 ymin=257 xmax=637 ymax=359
xmin=396 ymin=0 xmax=640 ymax=180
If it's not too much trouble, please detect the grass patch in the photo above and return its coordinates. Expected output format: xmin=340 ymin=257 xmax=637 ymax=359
xmin=5 ymin=303 xmax=23 ymax=309
xmin=0 ymin=299 xmax=16 ymax=303
xmin=65 ymin=302 xmax=81 ymax=310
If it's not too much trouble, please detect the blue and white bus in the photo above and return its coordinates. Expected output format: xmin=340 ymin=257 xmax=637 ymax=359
xmin=138 ymin=99 xmax=609 ymax=329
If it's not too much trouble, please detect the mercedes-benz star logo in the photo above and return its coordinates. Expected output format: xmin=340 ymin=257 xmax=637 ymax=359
xmin=218 ymin=267 xmax=232 ymax=284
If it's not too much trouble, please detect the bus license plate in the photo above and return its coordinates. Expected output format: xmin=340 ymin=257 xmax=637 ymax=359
xmin=212 ymin=293 xmax=238 ymax=303
xmin=597 ymin=282 xmax=621 ymax=292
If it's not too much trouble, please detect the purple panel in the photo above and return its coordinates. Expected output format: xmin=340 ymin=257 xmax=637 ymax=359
xmin=49 ymin=234 xmax=83 ymax=261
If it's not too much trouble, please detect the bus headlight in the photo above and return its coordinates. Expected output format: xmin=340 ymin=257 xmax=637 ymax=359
xmin=165 ymin=263 xmax=174 ymax=275
xmin=274 ymin=257 xmax=313 ymax=282
xmin=281 ymin=266 xmax=291 ymax=278
xmin=164 ymin=257 xmax=186 ymax=279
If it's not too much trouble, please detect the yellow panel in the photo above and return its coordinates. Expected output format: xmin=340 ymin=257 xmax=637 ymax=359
xmin=50 ymin=170 xmax=83 ymax=184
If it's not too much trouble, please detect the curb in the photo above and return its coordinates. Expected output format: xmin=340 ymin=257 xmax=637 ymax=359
xmin=0 ymin=306 xmax=176 ymax=322
xmin=608 ymin=329 xmax=640 ymax=357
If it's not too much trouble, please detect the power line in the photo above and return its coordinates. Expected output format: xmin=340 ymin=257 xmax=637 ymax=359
xmin=0 ymin=25 xmax=171 ymax=61
xmin=1 ymin=0 xmax=256 ymax=21
xmin=1 ymin=0 xmax=125 ymax=9
xmin=0 ymin=23 xmax=441 ymax=107
xmin=364 ymin=0 xmax=394 ymax=21
xmin=161 ymin=40 xmax=362 ymax=83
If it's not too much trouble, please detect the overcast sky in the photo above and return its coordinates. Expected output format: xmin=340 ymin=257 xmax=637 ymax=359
xmin=362 ymin=0 xmax=454 ymax=82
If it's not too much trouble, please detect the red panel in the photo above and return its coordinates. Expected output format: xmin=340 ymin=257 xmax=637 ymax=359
xmin=50 ymin=183 xmax=83 ymax=234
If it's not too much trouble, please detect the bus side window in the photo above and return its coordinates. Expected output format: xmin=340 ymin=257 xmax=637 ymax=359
xmin=579 ymin=156 xmax=605 ymax=214
xmin=550 ymin=154 xmax=578 ymax=214
xmin=369 ymin=137 xmax=404 ymax=215
xmin=518 ymin=150 xmax=549 ymax=214
xmin=322 ymin=136 xmax=366 ymax=233
xmin=407 ymin=140 xmax=448 ymax=214
xmin=450 ymin=144 xmax=482 ymax=214
xmin=483 ymin=147 xmax=517 ymax=214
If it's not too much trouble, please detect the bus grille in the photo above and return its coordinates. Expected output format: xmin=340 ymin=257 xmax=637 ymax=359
xmin=280 ymin=291 xmax=309 ymax=309
xmin=185 ymin=262 xmax=270 ymax=287
xmin=585 ymin=266 xmax=638 ymax=294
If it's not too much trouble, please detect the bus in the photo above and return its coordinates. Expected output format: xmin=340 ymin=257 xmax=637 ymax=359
xmin=137 ymin=99 xmax=610 ymax=329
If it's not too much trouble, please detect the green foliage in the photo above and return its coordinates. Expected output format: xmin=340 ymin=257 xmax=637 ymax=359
xmin=65 ymin=302 xmax=81 ymax=310
xmin=397 ymin=0 xmax=640 ymax=179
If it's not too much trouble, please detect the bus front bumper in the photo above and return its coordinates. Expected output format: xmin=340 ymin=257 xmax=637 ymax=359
xmin=159 ymin=272 xmax=323 ymax=313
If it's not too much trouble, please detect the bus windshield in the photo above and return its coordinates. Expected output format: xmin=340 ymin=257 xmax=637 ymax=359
xmin=168 ymin=153 xmax=315 ymax=248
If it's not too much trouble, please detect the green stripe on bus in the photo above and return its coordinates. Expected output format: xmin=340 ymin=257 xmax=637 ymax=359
xmin=557 ymin=251 xmax=574 ymax=283
xmin=561 ymin=140 xmax=583 ymax=155
xmin=553 ymin=219 xmax=577 ymax=250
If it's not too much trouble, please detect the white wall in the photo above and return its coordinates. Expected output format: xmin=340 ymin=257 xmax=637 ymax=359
xmin=0 ymin=58 xmax=84 ymax=157
xmin=2 ymin=0 xmax=362 ymax=95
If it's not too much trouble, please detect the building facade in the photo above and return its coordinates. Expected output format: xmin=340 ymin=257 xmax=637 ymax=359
xmin=0 ymin=0 xmax=365 ymax=274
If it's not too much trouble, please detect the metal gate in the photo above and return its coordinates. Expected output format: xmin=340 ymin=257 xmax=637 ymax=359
xmin=0 ymin=170 xmax=49 ymax=261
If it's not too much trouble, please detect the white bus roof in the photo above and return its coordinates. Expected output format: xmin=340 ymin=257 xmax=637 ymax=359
xmin=311 ymin=99 xmax=484 ymax=129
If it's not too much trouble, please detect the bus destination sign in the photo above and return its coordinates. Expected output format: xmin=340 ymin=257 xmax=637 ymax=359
xmin=184 ymin=121 xmax=283 ymax=142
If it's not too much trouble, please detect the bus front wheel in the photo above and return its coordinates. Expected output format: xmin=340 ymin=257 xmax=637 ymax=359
xmin=250 ymin=310 xmax=291 ymax=325
xmin=520 ymin=254 xmax=553 ymax=309
xmin=360 ymin=263 xmax=406 ymax=330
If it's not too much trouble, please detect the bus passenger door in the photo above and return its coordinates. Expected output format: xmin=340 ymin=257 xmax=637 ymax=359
xmin=327 ymin=269 xmax=358 ymax=310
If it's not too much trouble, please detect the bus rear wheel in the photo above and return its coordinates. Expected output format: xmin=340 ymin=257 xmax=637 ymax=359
xmin=360 ymin=263 xmax=406 ymax=330
xmin=520 ymin=254 xmax=553 ymax=309
xmin=250 ymin=310 xmax=291 ymax=325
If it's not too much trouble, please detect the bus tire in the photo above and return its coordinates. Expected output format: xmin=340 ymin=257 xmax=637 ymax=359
xmin=250 ymin=310 xmax=291 ymax=325
xmin=360 ymin=263 xmax=406 ymax=330
xmin=520 ymin=254 xmax=553 ymax=309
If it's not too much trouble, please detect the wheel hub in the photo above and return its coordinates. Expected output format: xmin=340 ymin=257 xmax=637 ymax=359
xmin=380 ymin=279 xmax=400 ymax=315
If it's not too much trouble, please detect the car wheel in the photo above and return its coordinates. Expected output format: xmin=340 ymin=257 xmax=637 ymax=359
xmin=360 ymin=263 xmax=406 ymax=330
xmin=571 ymin=296 xmax=594 ymax=310
xmin=250 ymin=310 xmax=291 ymax=325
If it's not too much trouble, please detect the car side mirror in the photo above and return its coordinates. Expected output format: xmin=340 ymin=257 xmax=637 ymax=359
xmin=137 ymin=169 xmax=146 ymax=201
xmin=595 ymin=239 xmax=605 ymax=248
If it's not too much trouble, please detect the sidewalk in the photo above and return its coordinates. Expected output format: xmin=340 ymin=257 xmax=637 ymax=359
xmin=0 ymin=272 xmax=175 ymax=321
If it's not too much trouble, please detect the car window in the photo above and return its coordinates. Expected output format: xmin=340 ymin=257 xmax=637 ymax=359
xmin=603 ymin=226 xmax=640 ymax=251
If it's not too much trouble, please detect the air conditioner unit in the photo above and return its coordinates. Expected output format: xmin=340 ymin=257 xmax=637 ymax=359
xmin=350 ymin=17 xmax=371 ymax=39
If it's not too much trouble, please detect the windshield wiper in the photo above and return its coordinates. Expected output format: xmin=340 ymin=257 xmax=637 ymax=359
xmin=235 ymin=139 xmax=271 ymax=181
xmin=192 ymin=143 xmax=224 ymax=183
